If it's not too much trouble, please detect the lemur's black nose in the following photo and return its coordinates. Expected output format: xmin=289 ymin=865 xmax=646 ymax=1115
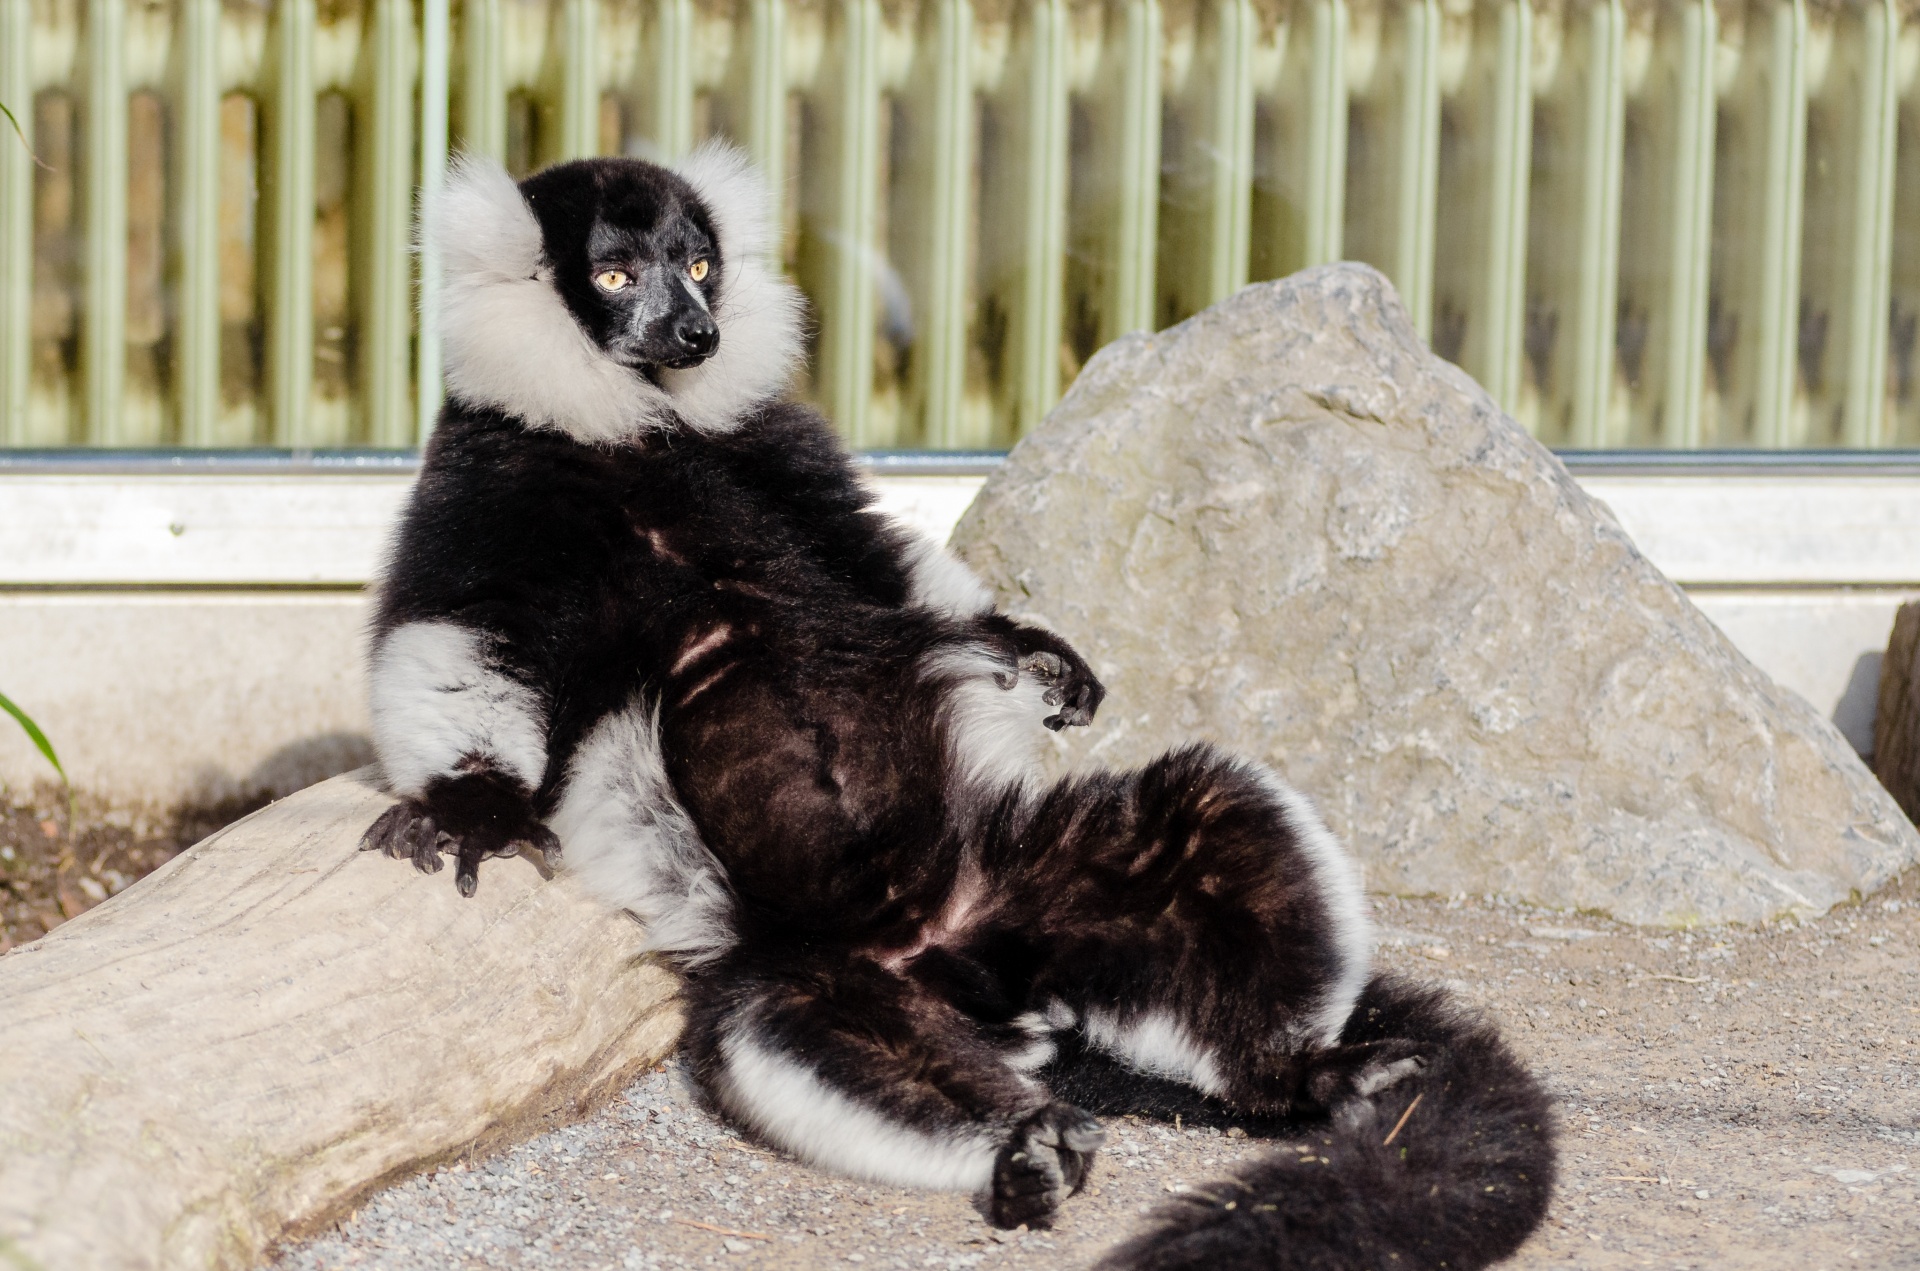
xmin=675 ymin=313 xmax=719 ymax=358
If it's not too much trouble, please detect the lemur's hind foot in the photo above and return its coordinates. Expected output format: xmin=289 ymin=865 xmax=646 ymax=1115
xmin=989 ymin=1102 xmax=1105 ymax=1230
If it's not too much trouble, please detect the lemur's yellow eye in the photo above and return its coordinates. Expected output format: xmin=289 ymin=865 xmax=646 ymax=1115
xmin=688 ymin=259 xmax=710 ymax=283
xmin=594 ymin=270 xmax=630 ymax=293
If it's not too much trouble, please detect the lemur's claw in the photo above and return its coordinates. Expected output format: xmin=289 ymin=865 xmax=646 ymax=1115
xmin=359 ymin=802 xmax=410 ymax=854
xmin=359 ymin=801 xmax=447 ymax=873
xmin=523 ymin=824 xmax=563 ymax=866
xmin=1015 ymin=646 xmax=1103 ymax=731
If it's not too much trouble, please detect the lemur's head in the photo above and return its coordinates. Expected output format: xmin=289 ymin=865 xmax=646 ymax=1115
xmin=430 ymin=146 xmax=804 ymax=445
xmin=519 ymin=160 xmax=720 ymax=372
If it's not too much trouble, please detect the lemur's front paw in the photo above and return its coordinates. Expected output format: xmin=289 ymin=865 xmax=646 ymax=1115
xmin=1009 ymin=630 xmax=1106 ymax=732
xmin=989 ymin=1102 xmax=1105 ymax=1230
xmin=359 ymin=772 xmax=559 ymax=898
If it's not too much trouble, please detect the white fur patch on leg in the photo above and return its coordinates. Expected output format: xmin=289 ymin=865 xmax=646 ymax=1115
xmin=368 ymin=620 xmax=548 ymax=797
xmin=919 ymin=645 xmax=1054 ymax=795
xmin=1246 ymin=764 xmax=1374 ymax=1048
xmin=548 ymin=702 xmax=735 ymax=964
xmin=715 ymin=1022 xmax=1000 ymax=1192
xmin=896 ymin=526 xmax=993 ymax=618
xmin=1082 ymin=1009 xmax=1227 ymax=1097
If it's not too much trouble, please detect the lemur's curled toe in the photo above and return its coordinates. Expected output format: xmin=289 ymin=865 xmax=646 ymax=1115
xmin=359 ymin=801 xmax=446 ymax=875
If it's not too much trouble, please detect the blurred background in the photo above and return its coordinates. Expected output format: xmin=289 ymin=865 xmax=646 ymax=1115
xmin=4 ymin=0 xmax=1917 ymax=454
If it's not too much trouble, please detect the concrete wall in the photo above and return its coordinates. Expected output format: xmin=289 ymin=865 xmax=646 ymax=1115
xmin=1 ymin=467 xmax=1915 ymax=810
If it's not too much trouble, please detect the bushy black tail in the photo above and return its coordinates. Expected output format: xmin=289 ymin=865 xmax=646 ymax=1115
xmin=1090 ymin=974 xmax=1557 ymax=1271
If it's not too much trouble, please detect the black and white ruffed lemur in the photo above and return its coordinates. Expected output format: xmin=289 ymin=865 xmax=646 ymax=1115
xmin=362 ymin=144 xmax=1556 ymax=1269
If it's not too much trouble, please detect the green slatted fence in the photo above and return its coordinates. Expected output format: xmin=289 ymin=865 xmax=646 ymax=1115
xmin=1 ymin=0 xmax=1917 ymax=451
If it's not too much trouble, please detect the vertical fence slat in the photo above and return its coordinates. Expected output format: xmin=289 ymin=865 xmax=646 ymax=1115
xmin=83 ymin=0 xmax=127 ymax=445
xmin=1837 ymin=0 xmax=1897 ymax=447
xmin=557 ymin=0 xmax=599 ymax=161
xmin=1753 ymin=0 xmax=1808 ymax=447
xmin=0 ymin=0 xmax=30 ymax=445
xmin=1105 ymin=0 xmax=1162 ymax=342
xmin=1302 ymin=0 xmax=1348 ymax=265
xmin=460 ymin=0 xmax=507 ymax=163
xmin=418 ymin=0 xmax=450 ymax=443
xmin=1800 ymin=0 xmax=1898 ymax=447
xmin=808 ymin=0 xmax=882 ymax=445
xmin=1434 ymin=0 xmax=1531 ymax=415
xmin=1531 ymin=0 xmax=1626 ymax=446
xmin=1619 ymin=0 xmax=1716 ymax=447
xmin=1003 ymin=0 xmax=1071 ymax=439
xmin=645 ymin=0 xmax=697 ymax=160
xmin=1344 ymin=0 xmax=1440 ymax=337
xmin=1255 ymin=0 xmax=1347 ymax=279
xmin=1894 ymin=16 xmax=1920 ymax=446
xmin=1161 ymin=0 xmax=1256 ymax=323
xmin=175 ymin=0 xmax=221 ymax=446
xmin=266 ymin=0 xmax=315 ymax=446
xmin=1572 ymin=0 xmax=1625 ymax=446
xmin=1205 ymin=0 xmax=1253 ymax=309
xmin=899 ymin=0 xmax=973 ymax=448
xmin=1713 ymin=0 xmax=1807 ymax=446
xmin=363 ymin=0 xmax=415 ymax=446
xmin=740 ymin=0 xmax=787 ymax=227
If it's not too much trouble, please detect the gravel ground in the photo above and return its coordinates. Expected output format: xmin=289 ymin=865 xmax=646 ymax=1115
xmin=269 ymin=865 xmax=1920 ymax=1271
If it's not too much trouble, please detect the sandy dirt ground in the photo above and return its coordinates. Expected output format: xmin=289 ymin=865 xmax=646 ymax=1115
xmin=0 ymin=784 xmax=255 ymax=951
xmin=268 ymin=867 xmax=1920 ymax=1271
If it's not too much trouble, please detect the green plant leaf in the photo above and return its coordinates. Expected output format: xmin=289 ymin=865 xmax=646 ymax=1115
xmin=0 ymin=99 xmax=51 ymax=171
xmin=0 ymin=689 xmax=67 ymax=784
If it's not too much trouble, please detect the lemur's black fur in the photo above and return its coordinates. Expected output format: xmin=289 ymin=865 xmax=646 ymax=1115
xmin=364 ymin=146 xmax=1556 ymax=1267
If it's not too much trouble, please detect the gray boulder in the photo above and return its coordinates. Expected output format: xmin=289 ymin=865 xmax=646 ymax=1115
xmin=952 ymin=264 xmax=1918 ymax=926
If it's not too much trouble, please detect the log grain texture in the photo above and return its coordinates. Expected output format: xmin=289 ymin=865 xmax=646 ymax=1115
xmin=0 ymin=770 xmax=682 ymax=1271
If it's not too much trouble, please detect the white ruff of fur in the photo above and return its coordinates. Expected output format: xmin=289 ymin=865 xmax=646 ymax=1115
xmin=898 ymin=527 xmax=994 ymax=617
xmin=716 ymin=1022 xmax=1000 ymax=1191
xmin=427 ymin=144 xmax=803 ymax=445
xmin=368 ymin=621 xmax=548 ymax=797
xmin=1082 ymin=1008 xmax=1228 ymax=1097
xmin=920 ymin=646 xmax=1053 ymax=796
xmin=1247 ymin=763 xmax=1375 ymax=1048
xmin=657 ymin=143 xmax=807 ymax=434
xmin=548 ymin=703 xmax=735 ymax=965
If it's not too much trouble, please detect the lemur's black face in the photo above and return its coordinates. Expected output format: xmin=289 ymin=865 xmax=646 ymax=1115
xmin=519 ymin=158 xmax=724 ymax=373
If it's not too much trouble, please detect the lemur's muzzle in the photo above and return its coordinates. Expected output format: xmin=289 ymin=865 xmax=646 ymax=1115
xmin=612 ymin=265 xmax=720 ymax=371
xmin=668 ymin=310 xmax=718 ymax=365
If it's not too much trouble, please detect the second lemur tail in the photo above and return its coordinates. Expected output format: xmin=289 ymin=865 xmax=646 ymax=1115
xmin=1099 ymin=974 xmax=1557 ymax=1271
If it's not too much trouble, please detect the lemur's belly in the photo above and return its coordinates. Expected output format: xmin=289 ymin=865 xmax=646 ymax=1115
xmin=646 ymin=608 xmax=1055 ymax=937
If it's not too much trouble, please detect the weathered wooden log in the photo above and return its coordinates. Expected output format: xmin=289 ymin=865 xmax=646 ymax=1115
xmin=1876 ymin=601 xmax=1920 ymax=824
xmin=0 ymin=770 xmax=682 ymax=1271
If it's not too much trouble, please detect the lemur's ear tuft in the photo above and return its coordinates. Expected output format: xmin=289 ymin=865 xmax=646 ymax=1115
xmin=674 ymin=142 xmax=780 ymax=265
xmin=426 ymin=154 xmax=546 ymax=287
xmin=424 ymin=153 xmax=672 ymax=444
xmin=660 ymin=143 xmax=806 ymax=434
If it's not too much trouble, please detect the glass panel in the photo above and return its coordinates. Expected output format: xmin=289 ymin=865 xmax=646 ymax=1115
xmin=3 ymin=0 xmax=1917 ymax=452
